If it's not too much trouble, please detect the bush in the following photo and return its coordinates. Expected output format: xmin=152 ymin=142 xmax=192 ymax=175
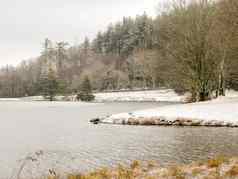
xmin=76 ymin=92 xmax=95 ymax=102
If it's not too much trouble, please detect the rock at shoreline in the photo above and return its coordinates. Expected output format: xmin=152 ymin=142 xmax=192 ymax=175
xmin=95 ymin=114 xmax=238 ymax=128
xmin=90 ymin=118 xmax=101 ymax=124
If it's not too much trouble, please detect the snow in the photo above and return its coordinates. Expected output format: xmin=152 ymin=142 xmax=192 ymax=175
xmin=21 ymin=96 xmax=44 ymax=101
xmin=17 ymin=89 xmax=185 ymax=102
xmin=20 ymin=96 xmax=77 ymax=101
xmin=0 ymin=98 xmax=20 ymax=101
xmin=101 ymin=90 xmax=238 ymax=127
xmin=94 ymin=89 xmax=185 ymax=102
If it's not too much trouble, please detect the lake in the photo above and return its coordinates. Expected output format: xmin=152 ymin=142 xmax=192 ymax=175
xmin=1 ymin=101 xmax=238 ymax=179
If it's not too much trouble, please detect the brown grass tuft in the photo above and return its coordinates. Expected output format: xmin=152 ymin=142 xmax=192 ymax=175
xmin=226 ymin=165 xmax=238 ymax=177
xmin=168 ymin=166 xmax=185 ymax=179
xmin=207 ymin=156 xmax=228 ymax=168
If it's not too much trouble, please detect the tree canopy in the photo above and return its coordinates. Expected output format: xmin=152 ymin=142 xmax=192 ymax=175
xmin=0 ymin=0 xmax=237 ymax=102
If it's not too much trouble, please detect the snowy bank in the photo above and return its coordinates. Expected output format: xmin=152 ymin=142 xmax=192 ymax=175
xmin=97 ymin=90 xmax=238 ymax=127
xmin=19 ymin=89 xmax=185 ymax=102
xmin=94 ymin=89 xmax=185 ymax=102
xmin=0 ymin=98 xmax=20 ymax=101
xmin=20 ymin=96 xmax=73 ymax=101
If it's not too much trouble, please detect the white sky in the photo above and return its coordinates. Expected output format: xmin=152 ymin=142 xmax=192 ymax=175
xmin=0 ymin=0 xmax=160 ymax=67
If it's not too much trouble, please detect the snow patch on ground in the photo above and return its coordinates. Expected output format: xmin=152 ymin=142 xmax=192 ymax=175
xmin=20 ymin=96 xmax=44 ymax=101
xmin=0 ymin=98 xmax=20 ymax=101
xmin=94 ymin=89 xmax=185 ymax=102
xmin=20 ymin=96 xmax=70 ymax=101
xmin=100 ymin=90 xmax=238 ymax=127
xmin=19 ymin=89 xmax=185 ymax=102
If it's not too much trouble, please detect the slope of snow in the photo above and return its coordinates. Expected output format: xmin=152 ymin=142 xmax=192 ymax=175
xmin=94 ymin=89 xmax=185 ymax=102
xmin=101 ymin=90 xmax=238 ymax=127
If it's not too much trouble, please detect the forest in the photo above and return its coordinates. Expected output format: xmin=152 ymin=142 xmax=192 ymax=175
xmin=0 ymin=0 xmax=237 ymax=102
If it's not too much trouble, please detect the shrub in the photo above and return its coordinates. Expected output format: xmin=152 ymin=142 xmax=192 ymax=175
xmin=76 ymin=92 xmax=95 ymax=102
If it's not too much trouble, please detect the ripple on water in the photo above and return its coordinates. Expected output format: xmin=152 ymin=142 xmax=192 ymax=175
xmin=1 ymin=102 xmax=238 ymax=179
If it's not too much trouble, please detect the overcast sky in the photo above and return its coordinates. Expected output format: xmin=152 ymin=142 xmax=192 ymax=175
xmin=0 ymin=0 xmax=159 ymax=67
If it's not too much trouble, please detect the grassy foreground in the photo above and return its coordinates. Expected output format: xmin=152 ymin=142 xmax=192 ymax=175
xmin=46 ymin=156 xmax=238 ymax=179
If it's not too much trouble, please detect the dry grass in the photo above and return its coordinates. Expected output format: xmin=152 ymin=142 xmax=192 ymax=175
xmin=207 ymin=156 xmax=228 ymax=168
xmin=45 ymin=157 xmax=238 ymax=179
xmin=130 ymin=160 xmax=140 ymax=170
xmin=191 ymin=167 xmax=204 ymax=177
xmin=167 ymin=166 xmax=185 ymax=179
xmin=225 ymin=165 xmax=238 ymax=177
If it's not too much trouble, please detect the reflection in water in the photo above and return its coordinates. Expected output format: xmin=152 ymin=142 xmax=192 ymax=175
xmin=0 ymin=102 xmax=238 ymax=178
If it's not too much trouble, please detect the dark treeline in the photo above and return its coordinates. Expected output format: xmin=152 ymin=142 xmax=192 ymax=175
xmin=0 ymin=0 xmax=237 ymax=101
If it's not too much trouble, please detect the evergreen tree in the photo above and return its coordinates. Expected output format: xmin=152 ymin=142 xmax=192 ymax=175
xmin=39 ymin=67 xmax=59 ymax=101
xmin=76 ymin=76 xmax=95 ymax=101
xmin=56 ymin=41 xmax=68 ymax=77
xmin=92 ymin=32 xmax=104 ymax=54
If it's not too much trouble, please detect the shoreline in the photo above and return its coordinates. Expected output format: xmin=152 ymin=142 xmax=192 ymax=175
xmin=96 ymin=117 xmax=238 ymax=128
xmin=14 ymin=89 xmax=186 ymax=102
xmin=53 ymin=156 xmax=238 ymax=179
xmin=92 ymin=93 xmax=238 ymax=127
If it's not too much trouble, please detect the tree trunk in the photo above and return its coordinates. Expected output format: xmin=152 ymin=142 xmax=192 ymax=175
xmin=217 ymin=57 xmax=226 ymax=97
xmin=49 ymin=95 xmax=53 ymax=101
xmin=199 ymin=91 xmax=209 ymax=101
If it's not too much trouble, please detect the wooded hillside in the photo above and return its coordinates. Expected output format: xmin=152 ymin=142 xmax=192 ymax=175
xmin=0 ymin=0 xmax=237 ymax=101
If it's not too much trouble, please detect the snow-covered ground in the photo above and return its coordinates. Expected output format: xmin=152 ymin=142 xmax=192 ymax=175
xmin=94 ymin=89 xmax=185 ymax=102
xmin=99 ymin=90 xmax=238 ymax=127
xmin=18 ymin=89 xmax=185 ymax=102
xmin=17 ymin=89 xmax=238 ymax=105
xmin=0 ymin=98 xmax=20 ymax=101
xmin=20 ymin=96 xmax=72 ymax=101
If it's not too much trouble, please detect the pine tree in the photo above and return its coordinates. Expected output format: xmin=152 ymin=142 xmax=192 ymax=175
xmin=76 ymin=76 xmax=95 ymax=101
xmin=39 ymin=67 xmax=59 ymax=101
xmin=56 ymin=41 xmax=68 ymax=77
xmin=92 ymin=32 xmax=104 ymax=54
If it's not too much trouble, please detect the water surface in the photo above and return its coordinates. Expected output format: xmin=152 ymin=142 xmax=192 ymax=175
xmin=0 ymin=101 xmax=238 ymax=178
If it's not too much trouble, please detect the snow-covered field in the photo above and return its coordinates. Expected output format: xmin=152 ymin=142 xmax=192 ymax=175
xmin=94 ymin=89 xmax=185 ymax=102
xmin=0 ymin=98 xmax=20 ymax=101
xmin=20 ymin=96 xmax=70 ymax=101
xmin=100 ymin=90 xmax=238 ymax=127
xmin=19 ymin=89 xmax=185 ymax=102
